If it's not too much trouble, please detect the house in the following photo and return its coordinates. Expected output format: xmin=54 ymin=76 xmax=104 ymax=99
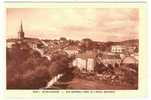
xmin=72 ymin=50 xmax=97 ymax=72
xmin=7 ymin=41 xmax=15 ymax=48
xmin=111 ymin=45 xmax=125 ymax=53
xmin=130 ymin=53 xmax=138 ymax=61
xmin=127 ymin=46 xmax=136 ymax=53
xmin=97 ymin=53 xmax=121 ymax=67
xmin=64 ymin=46 xmax=80 ymax=56
xmin=119 ymin=53 xmax=126 ymax=59
xmin=6 ymin=39 xmax=18 ymax=48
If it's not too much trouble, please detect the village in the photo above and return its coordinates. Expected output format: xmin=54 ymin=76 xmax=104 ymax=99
xmin=6 ymin=22 xmax=139 ymax=89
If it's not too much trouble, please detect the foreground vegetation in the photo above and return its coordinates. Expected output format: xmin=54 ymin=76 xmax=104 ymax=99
xmin=7 ymin=42 xmax=138 ymax=89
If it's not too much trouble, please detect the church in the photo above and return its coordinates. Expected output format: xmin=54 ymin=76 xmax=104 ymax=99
xmin=7 ymin=21 xmax=42 ymax=49
xmin=18 ymin=21 xmax=25 ymax=40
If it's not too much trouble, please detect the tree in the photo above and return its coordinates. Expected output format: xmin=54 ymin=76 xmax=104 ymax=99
xmin=22 ymin=66 xmax=50 ymax=89
xmin=104 ymin=41 xmax=113 ymax=52
xmin=80 ymin=38 xmax=93 ymax=51
xmin=7 ymin=42 xmax=51 ymax=89
xmin=94 ymin=62 xmax=107 ymax=74
xmin=60 ymin=37 xmax=67 ymax=42
xmin=48 ymin=53 xmax=70 ymax=77
xmin=134 ymin=46 xmax=138 ymax=53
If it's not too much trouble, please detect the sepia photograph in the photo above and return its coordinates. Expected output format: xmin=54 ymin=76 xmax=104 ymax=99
xmin=6 ymin=5 xmax=139 ymax=90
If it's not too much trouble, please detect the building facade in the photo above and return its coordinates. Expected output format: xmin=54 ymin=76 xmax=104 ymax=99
xmin=111 ymin=45 xmax=125 ymax=53
xmin=72 ymin=51 xmax=97 ymax=72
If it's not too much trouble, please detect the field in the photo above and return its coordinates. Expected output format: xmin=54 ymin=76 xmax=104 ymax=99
xmin=49 ymin=72 xmax=138 ymax=90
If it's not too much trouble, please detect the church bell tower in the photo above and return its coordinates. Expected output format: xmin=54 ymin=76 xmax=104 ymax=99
xmin=18 ymin=21 xmax=25 ymax=40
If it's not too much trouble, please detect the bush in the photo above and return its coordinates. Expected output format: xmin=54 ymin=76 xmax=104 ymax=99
xmin=7 ymin=42 xmax=51 ymax=89
xmin=22 ymin=66 xmax=50 ymax=89
xmin=48 ymin=53 xmax=70 ymax=77
xmin=7 ymin=42 xmax=72 ymax=89
xmin=94 ymin=63 xmax=107 ymax=74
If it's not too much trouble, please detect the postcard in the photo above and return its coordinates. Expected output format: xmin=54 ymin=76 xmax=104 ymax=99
xmin=5 ymin=2 xmax=147 ymax=98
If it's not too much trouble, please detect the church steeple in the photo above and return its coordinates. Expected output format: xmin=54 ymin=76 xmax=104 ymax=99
xmin=18 ymin=20 xmax=25 ymax=40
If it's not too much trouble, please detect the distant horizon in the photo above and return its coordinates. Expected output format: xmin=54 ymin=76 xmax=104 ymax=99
xmin=6 ymin=35 xmax=139 ymax=43
xmin=7 ymin=8 xmax=139 ymax=42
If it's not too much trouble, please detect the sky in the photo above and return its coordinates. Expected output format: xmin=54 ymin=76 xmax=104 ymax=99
xmin=6 ymin=8 xmax=139 ymax=42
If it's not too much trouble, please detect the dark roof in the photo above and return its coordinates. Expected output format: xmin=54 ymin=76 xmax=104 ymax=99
xmin=76 ymin=50 xmax=97 ymax=59
xmin=64 ymin=45 xmax=79 ymax=50
xmin=101 ymin=54 xmax=121 ymax=59
xmin=7 ymin=38 xmax=19 ymax=42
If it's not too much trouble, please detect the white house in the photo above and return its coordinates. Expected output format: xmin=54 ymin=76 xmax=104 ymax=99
xmin=73 ymin=58 xmax=86 ymax=71
xmin=87 ymin=58 xmax=95 ymax=71
xmin=111 ymin=45 xmax=125 ymax=53
xmin=7 ymin=42 xmax=15 ymax=48
xmin=64 ymin=46 xmax=80 ymax=56
xmin=98 ymin=53 xmax=121 ymax=67
xmin=6 ymin=39 xmax=17 ymax=48
xmin=130 ymin=53 xmax=138 ymax=61
xmin=72 ymin=51 xmax=97 ymax=72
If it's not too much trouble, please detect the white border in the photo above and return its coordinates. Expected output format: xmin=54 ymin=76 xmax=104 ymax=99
xmin=0 ymin=0 xmax=150 ymax=100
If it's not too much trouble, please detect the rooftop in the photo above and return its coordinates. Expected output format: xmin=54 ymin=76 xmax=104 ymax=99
xmin=76 ymin=50 xmax=97 ymax=59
